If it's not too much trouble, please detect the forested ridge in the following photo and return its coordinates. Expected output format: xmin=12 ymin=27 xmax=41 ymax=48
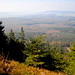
xmin=0 ymin=21 xmax=75 ymax=75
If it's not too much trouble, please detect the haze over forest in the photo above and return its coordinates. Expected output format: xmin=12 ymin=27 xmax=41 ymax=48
xmin=1 ymin=11 xmax=75 ymax=32
xmin=0 ymin=0 xmax=75 ymax=46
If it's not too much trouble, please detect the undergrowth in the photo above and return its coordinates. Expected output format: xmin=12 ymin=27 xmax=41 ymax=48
xmin=0 ymin=55 xmax=66 ymax=75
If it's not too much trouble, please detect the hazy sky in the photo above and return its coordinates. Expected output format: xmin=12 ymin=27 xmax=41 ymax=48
xmin=0 ymin=0 xmax=75 ymax=16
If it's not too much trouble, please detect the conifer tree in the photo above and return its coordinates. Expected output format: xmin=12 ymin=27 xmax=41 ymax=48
xmin=19 ymin=27 xmax=25 ymax=43
xmin=9 ymin=29 xmax=15 ymax=40
xmin=23 ymin=36 xmax=47 ymax=67
xmin=0 ymin=21 xmax=8 ymax=55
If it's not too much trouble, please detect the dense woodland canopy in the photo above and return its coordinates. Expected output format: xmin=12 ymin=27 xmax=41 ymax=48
xmin=0 ymin=21 xmax=75 ymax=75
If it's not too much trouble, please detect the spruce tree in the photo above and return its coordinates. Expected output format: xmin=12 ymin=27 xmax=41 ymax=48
xmin=23 ymin=36 xmax=47 ymax=67
xmin=8 ymin=28 xmax=25 ymax=62
xmin=9 ymin=29 xmax=15 ymax=40
xmin=0 ymin=21 xmax=8 ymax=55
xmin=19 ymin=27 xmax=25 ymax=43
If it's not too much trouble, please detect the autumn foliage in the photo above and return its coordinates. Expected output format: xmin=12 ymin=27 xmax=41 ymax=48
xmin=0 ymin=55 xmax=65 ymax=75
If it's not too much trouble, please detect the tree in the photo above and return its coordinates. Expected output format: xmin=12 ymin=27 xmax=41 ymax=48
xmin=23 ymin=36 xmax=47 ymax=67
xmin=19 ymin=27 xmax=25 ymax=43
xmin=0 ymin=21 xmax=8 ymax=55
xmin=41 ymin=45 xmax=67 ymax=70
xmin=7 ymin=29 xmax=25 ymax=62
xmin=8 ymin=39 xmax=25 ymax=62
xmin=8 ymin=29 xmax=15 ymax=40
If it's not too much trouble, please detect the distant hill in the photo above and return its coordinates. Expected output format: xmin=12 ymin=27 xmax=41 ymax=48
xmin=42 ymin=10 xmax=75 ymax=14
xmin=0 ymin=10 xmax=75 ymax=18
xmin=39 ymin=11 xmax=75 ymax=16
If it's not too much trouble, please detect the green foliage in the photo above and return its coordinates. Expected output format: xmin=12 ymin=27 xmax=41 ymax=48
xmin=8 ymin=29 xmax=15 ymax=40
xmin=62 ymin=43 xmax=75 ymax=75
xmin=23 ymin=36 xmax=47 ymax=67
xmin=8 ymin=38 xmax=25 ymax=62
xmin=41 ymin=45 xmax=68 ymax=72
xmin=19 ymin=27 xmax=25 ymax=43
xmin=25 ymin=55 xmax=44 ymax=67
xmin=70 ymin=43 xmax=75 ymax=51
xmin=0 ymin=21 xmax=8 ymax=56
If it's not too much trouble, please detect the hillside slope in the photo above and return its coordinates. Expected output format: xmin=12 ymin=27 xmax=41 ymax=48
xmin=0 ymin=55 xmax=66 ymax=75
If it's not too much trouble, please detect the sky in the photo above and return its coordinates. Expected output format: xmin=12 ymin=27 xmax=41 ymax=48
xmin=0 ymin=0 xmax=75 ymax=17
